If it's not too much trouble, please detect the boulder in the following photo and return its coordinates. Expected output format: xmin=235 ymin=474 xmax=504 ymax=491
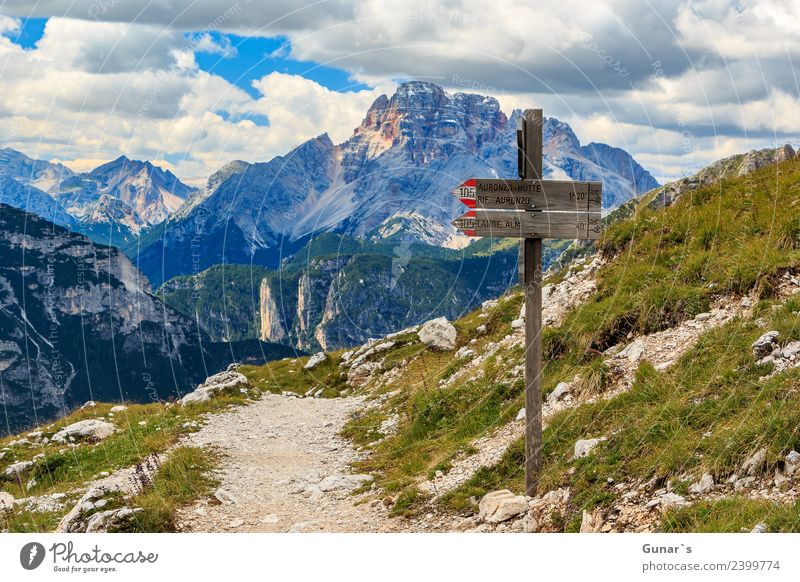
xmin=347 ymin=361 xmax=383 ymax=386
xmin=478 ymin=489 xmax=529 ymax=523
xmin=56 ymin=487 xmax=111 ymax=532
xmin=515 ymin=407 xmax=526 ymax=421
xmin=180 ymin=371 xmax=251 ymax=406
xmin=418 ymin=317 xmax=457 ymax=350
xmin=547 ymin=382 xmax=571 ymax=406
xmin=304 ymin=352 xmax=327 ymax=370
xmin=741 ymin=448 xmax=768 ymax=476
xmin=752 ymin=331 xmax=779 ymax=358
xmin=574 ymin=438 xmax=603 ymax=459
xmin=750 ymin=522 xmax=768 ymax=533
xmin=52 ymin=419 xmax=117 ymax=443
xmin=109 ymin=405 xmax=128 ymax=413
xmin=4 ymin=460 xmax=34 ymax=478
xmin=511 ymin=318 xmax=524 ymax=330
xmin=688 ymin=473 xmax=715 ymax=494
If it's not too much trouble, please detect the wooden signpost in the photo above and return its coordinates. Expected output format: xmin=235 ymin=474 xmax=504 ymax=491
xmin=451 ymin=109 xmax=603 ymax=496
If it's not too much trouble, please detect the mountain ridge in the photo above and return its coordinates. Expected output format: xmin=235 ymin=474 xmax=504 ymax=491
xmin=136 ymin=81 xmax=659 ymax=286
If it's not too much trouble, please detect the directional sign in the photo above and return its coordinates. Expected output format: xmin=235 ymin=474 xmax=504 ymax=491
xmin=453 ymin=178 xmax=602 ymax=213
xmin=452 ymin=209 xmax=602 ymax=240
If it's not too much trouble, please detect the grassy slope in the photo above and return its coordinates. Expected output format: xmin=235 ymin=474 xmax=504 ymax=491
xmin=333 ymin=157 xmax=800 ymax=529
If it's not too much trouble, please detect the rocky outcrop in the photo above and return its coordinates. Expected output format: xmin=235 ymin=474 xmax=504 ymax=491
xmin=418 ymin=317 xmax=457 ymax=350
xmin=752 ymin=331 xmax=779 ymax=358
xmin=645 ymin=145 xmax=797 ymax=211
xmin=259 ymin=277 xmax=288 ymax=342
xmin=478 ymin=490 xmax=529 ymax=523
xmin=52 ymin=419 xmax=117 ymax=443
xmin=304 ymin=352 xmax=327 ymax=370
xmin=180 ymin=371 xmax=251 ymax=406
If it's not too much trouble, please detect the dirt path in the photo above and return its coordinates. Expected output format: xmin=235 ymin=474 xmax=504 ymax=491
xmin=176 ymin=393 xmax=404 ymax=533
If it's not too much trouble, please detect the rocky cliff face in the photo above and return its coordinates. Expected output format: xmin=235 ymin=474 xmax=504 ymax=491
xmin=137 ymin=81 xmax=658 ymax=286
xmin=0 ymin=205 xmax=295 ymax=434
xmin=253 ymin=246 xmax=518 ymax=351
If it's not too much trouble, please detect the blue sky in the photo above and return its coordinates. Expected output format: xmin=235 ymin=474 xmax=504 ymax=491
xmin=192 ymin=32 xmax=371 ymax=98
xmin=10 ymin=18 xmax=369 ymax=97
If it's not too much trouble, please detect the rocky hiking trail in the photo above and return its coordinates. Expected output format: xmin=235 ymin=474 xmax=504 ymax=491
xmin=175 ymin=393 xmax=404 ymax=533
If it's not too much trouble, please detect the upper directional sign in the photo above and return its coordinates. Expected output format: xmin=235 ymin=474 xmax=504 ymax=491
xmin=453 ymin=178 xmax=602 ymax=213
xmin=452 ymin=209 xmax=602 ymax=240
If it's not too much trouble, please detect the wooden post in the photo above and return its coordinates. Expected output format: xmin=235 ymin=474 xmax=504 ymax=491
xmin=522 ymin=109 xmax=543 ymax=496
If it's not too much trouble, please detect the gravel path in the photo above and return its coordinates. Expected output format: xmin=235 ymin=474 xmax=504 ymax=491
xmin=176 ymin=393 xmax=404 ymax=533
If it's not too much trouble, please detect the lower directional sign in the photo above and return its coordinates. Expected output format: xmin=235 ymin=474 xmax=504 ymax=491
xmin=452 ymin=210 xmax=602 ymax=239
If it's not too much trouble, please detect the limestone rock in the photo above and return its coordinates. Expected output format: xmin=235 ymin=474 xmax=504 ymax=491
xmin=688 ymin=473 xmax=714 ymax=495
xmin=751 ymin=522 xmax=768 ymax=533
xmin=515 ymin=407 xmax=526 ymax=421
xmin=752 ymin=331 xmax=779 ymax=359
xmin=304 ymin=352 xmax=327 ymax=370
xmin=574 ymin=438 xmax=603 ymax=459
xmin=418 ymin=317 xmax=457 ymax=350
xmin=52 ymin=419 xmax=117 ymax=443
xmin=455 ymin=346 xmax=475 ymax=359
xmin=347 ymin=361 xmax=383 ymax=386
xmin=110 ymin=405 xmax=128 ymax=413
xmin=180 ymin=371 xmax=251 ymax=405
xmin=84 ymin=507 xmax=143 ymax=533
xmin=617 ymin=338 xmax=645 ymax=363
xmin=4 ymin=460 xmax=34 ymax=477
xmin=56 ymin=487 xmax=112 ymax=532
xmin=580 ymin=509 xmax=604 ymax=533
xmin=214 ymin=488 xmax=238 ymax=505
xmin=0 ymin=491 xmax=14 ymax=511
xmin=741 ymin=448 xmax=768 ymax=476
xmin=547 ymin=381 xmax=571 ymax=406
xmin=785 ymin=450 xmax=800 ymax=476
xmin=478 ymin=489 xmax=529 ymax=523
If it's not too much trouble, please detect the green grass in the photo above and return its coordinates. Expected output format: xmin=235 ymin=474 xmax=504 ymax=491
xmin=115 ymin=447 xmax=218 ymax=532
xmin=240 ymin=353 xmax=349 ymax=397
xmin=442 ymin=300 xmax=800 ymax=529
xmin=663 ymin=498 xmax=800 ymax=533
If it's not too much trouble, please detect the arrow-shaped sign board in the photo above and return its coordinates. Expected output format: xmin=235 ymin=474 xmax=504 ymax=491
xmin=452 ymin=209 xmax=602 ymax=240
xmin=453 ymin=179 xmax=602 ymax=213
